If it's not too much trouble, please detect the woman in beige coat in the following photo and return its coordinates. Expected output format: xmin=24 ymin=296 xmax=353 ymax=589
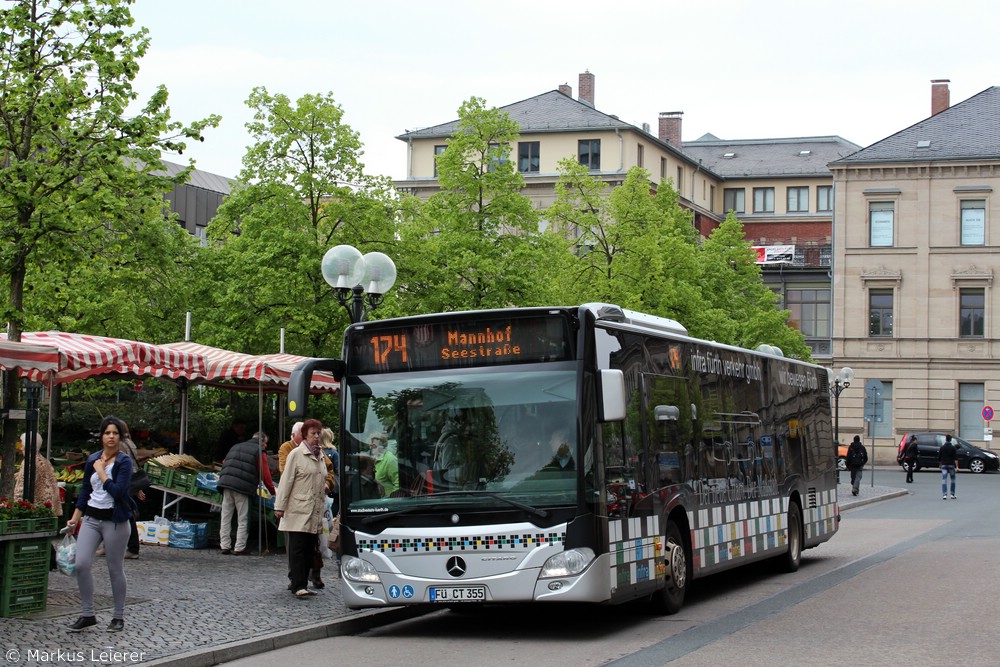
xmin=274 ymin=418 xmax=327 ymax=597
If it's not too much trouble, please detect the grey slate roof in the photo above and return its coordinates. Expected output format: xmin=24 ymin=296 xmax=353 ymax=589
xmin=682 ymin=136 xmax=862 ymax=178
xmin=396 ymin=90 xmax=636 ymax=140
xmin=831 ymin=86 xmax=1000 ymax=165
xmin=158 ymin=159 xmax=234 ymax=195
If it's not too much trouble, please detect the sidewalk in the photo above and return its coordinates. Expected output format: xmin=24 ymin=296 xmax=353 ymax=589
xmin=0 ymin=478 xmax=907 ymax=667
xmin=0 ymin=544 xmax=422 ymax=667
xmin=837 ymin=466 xmax=911 ymax=510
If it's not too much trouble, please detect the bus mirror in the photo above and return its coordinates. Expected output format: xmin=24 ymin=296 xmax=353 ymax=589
xmin=599 ymin=369 xmax=626 ymax=422
xmin=654 ymin=405 xmax=680 ymax=422
xmin=288 ymin=358 xmax=345 ymax=418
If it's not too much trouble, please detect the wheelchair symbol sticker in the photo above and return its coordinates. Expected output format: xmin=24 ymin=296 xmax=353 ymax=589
xmin=402 ymin=585 xmax=414 ymax=599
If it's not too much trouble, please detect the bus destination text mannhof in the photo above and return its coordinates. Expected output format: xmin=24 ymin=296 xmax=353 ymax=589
xmin=442 ymin=326 xmax=520 ymax=361
xmin=351 ymin=314 xmax=572 ymax=374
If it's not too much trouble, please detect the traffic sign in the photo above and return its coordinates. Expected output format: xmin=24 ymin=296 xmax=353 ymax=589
xmin=983 ymin=405 xmax=994 ymax=421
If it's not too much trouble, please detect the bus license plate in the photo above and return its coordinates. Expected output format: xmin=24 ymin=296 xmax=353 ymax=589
xmin=429 ymin=586 xmax=486 ymax=602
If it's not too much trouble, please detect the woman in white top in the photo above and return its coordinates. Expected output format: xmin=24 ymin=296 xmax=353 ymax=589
xmin=65 ymin=415 xmax=135 ymax=633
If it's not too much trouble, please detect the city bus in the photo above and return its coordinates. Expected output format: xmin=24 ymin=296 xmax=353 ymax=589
xmin=287 ymin=303 xmax=839 ymax=613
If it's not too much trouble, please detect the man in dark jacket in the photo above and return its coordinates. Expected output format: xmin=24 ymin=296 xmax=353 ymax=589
xmin=218 ymin=433 xmax=276 ymax=555
xmin=846 ymin=435 xmax=868 ymax=496
xmin=939 ymin=434 xmax=958 ymax=500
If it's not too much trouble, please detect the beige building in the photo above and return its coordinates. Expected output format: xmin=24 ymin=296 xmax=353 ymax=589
xmin=830 ymin=81 xmax=1000 ymax=461
xmin=683 ymin=136 xmax=859 ymax=359
xmin=395 ymin=72 xmax=857 ymax=361
xmin=395 ymin=73 xmax=1000 ymax=461
xmin=395 ymin=72 xmax=722 ymax=236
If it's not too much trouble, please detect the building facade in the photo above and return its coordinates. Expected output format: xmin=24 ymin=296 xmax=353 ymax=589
xmin=395 ymin=72 xmax=723 ymax=237
xmin=395 ymin=72 xmax=852 ymax=361
xmin=829 ymin=81 xmax=1000 ymax=461
xmin=683 ymin=135 xmax=860 ymax=359
xmin=158 ymin=160 xmax=233 ymax=244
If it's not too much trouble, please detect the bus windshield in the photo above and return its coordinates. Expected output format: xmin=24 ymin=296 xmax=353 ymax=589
xmin=341 ymin=363 xmax=579 ymax=513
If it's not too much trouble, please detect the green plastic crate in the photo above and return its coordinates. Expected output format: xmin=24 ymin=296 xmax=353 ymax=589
xmin=3 ymin=566 xmax=48 ymax=590
xmin=144 ymin=461 xmax=173 ymax=487
xmin=1 ymin=582 xmax=48 ymax=617
xmin=1 ymin=538 xmax=50 ymax=569
xmin=171 ymin=470 xmax=199 ymax=494
xmin=0 ymin=519 xmax=32 ymax=535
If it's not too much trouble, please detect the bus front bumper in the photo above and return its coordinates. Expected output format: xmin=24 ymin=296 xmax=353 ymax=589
xmin=341 ymin=552 xmax=613 ymax=608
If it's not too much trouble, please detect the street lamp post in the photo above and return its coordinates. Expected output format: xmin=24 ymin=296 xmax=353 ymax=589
xmin=321 ymin=245 xmax=397 ymax=323
xmin=832 ymin=366 xmax=854 ymax=481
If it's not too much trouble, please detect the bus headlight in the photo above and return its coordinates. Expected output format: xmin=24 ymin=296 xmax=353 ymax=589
xmin=342 ymin=555 xmax=381 ymax=583
xmin=539 ymin=548 xmax=595 ymax=578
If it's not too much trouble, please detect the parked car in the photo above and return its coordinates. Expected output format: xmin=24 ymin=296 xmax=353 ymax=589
xmin=896 ymin=433 xmax=1000 ymax=474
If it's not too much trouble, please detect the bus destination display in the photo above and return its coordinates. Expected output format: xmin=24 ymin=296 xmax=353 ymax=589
xmin=347 ymin=314 xmax=573 ymax=374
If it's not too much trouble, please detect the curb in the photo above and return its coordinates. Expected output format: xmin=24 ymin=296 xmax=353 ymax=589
xmin=142 ymin=606 xmax=434 ymax=666
xmin=840 ymin=488 xmax=909 ymax=511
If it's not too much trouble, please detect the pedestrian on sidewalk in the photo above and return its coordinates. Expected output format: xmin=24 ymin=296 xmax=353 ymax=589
xmin=901 ymin=434 xmax=919 ymax=483
xmin=274 ymin=419 xmax=327 ymax=597
xmin=65 ymin=415 xmax=135 ymax=633
xmin=846 ymin=435 xmax=868 ymax=496
xmin=218 ymin=432 xmax=276 ymax=555
xmin=118 ymin=420 xmax=148 ymax=559
xmin=939 ymin=434 xmax=958 ymax=500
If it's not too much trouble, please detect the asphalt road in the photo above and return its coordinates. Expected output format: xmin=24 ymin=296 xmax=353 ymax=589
xmin=225 ymin=469 xmax=999 ymax=667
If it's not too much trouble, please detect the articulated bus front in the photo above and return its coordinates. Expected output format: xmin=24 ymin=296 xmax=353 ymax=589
xmin=335 ymin=309 xmax=613 ymax=608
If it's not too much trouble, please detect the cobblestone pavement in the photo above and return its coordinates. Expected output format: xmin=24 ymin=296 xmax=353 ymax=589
xmin=1 ymin=478 xmax=906 ymax=667
xmin=0 ymin=545 xmax=419 ymax=667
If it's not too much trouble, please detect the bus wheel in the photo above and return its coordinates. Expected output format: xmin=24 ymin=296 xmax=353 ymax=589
xmin=651 ymin=520 xmax=688 ymax=615
xmin=778 ymin=500 xmax=803 ymax=573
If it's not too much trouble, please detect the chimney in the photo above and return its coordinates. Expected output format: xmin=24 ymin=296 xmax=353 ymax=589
xmin=579 ymin=70 xmax=595 ymax=107
xmin=558 ymin=83 xmax=572 ymax=97
xmin=659 ymin=111 xmax=684 ymax=147
xmin=931 ymin=79 xmax=950 ymax=116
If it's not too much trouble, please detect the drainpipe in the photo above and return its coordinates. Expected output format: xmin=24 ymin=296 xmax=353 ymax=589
xmin=406 ymin=136 xmax=413 ymax=180
xmin=692 ymin=159 xmax=702 ymax=201
xmin=615 ymin=128 xmax=623 ymax=172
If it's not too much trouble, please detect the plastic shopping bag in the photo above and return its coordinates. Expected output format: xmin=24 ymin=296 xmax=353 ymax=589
xmin=319 ymin=497 xmax=334 ymax=558
xmin=55 ymin=531 xmax=77 ymax=576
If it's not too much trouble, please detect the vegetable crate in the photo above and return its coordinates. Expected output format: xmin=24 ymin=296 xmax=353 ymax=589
xmin=171 ymin=470 xmax=199 ymax=494
xmin=1 ymin=581 xmax=48 ymax=617
xmin=1 ymin=538 xmax=51 ymax=571
xmin=144 ymin=461 xmax=174 ymax=487
xmin=1 ymin=538 xmax=51 ymax=617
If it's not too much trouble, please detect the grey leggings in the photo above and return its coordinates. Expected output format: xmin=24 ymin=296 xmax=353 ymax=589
xmin=76 ymin=515 xmax=130 ymax=619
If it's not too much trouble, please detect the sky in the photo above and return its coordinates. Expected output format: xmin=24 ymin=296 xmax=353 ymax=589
xmin=128 ymin=0 xmax=1000 ymax=182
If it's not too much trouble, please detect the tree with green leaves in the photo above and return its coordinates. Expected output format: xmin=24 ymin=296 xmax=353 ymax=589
xmin=548 ymin=162 xmax=810 ymax=359
xmin=395 ymin=97 xmax=569 ymax=315
xmin=697 ymin=213 xmax=811 ymax=358
xmin=546 ymin=163 xmax=709 ymax=322
xmin=201 ymin=87 xmax=398 ymax=356
xmin=0 ymin=0 xmax=219 ymax=496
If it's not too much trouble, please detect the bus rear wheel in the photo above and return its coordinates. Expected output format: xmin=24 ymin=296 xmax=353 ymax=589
xmin=651 ymin=520 xmax=688 ymax=614
xmin=777 ymin=500 xmax=803 ymax=573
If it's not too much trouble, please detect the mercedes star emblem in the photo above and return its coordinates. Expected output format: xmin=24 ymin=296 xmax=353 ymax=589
xmin=446 ymin=556 xmax=467 ymax=577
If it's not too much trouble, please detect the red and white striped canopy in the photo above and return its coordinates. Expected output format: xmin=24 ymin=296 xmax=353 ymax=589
xmin=1 ymin=332 xmax=208 ymax=384
xmin=0 ymin=339 xmax=61 ymax=374
xmin=163 ymin=342 xmax=338 ymax=393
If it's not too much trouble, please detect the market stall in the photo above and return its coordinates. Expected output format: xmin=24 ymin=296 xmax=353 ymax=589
xmin=3 ymin=332 xmax=338 ymax=554
xmin=160 ymin=342 xmax=339 ymax=552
